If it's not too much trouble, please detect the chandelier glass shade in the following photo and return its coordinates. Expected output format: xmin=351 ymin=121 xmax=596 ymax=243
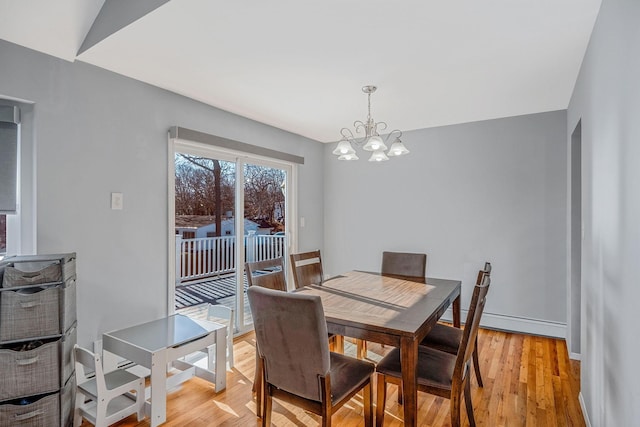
xmin=332 ymin=85 xmax=409 ymax=162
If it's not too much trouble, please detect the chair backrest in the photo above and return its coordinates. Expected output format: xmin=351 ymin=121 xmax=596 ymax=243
xmin=381 ymin=251 xmax=427 ymax=280
xmin=207 ymin=304 xmax=234 ymax=330
xmin=455 ymin=274 xmax=491 ymax=379
xmin=248 ymin=286 xmax=330 ymax=402
xmin=289 ymin=250 xmax=323 ymax=289
xmin=207 ymin=303 xmax=235 ymax=366
xmin=475 ymin=261 xmax=492 ymax=285
xmin=74 ymin=344 xmax=106 ymax=393
xmin=245 ymin=257 xmax=287 ymax=291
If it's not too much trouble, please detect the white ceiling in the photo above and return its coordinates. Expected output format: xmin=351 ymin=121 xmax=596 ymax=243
xmin=0 ymin=0 xmax=601 ymax=142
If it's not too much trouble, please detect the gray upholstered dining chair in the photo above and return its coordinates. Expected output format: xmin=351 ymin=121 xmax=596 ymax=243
xmin=375 ymin=273 xmax=491 ymax=427
xmin=248 ymin=286 xmax=375 ymax=427
xmin=381 ymin=251 xmax=427 ymax=280
xmin=420 ymin=262 xmax=491 ymax=387
xmin=245 ymin=257 xmax=287 ymax=417
xmin=245 ymin=255 xmax=340 ymax=417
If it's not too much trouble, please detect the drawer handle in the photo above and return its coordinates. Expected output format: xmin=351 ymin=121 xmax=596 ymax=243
xmin=19 ymin=301 xmax=39 ymax=308
xmin=15 ymin=410 xmax=43 ymax=421
xmin=16 ymin=356 xmax=39 ymax=365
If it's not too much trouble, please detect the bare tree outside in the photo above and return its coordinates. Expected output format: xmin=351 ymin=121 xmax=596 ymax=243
xmin=243 ymin=164 xmax=286 ymax=226
xmin=175 ymin=154 xmax=285 ymax=234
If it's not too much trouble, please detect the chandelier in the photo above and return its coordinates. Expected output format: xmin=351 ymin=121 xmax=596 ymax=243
xmin=332 ymin=85 xmax=409 ymax=162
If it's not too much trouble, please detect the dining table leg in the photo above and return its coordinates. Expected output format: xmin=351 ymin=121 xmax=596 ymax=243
xmin=452 ymin=294 xmax=461 ymax=328
xmin=400 ymin=336 xmax=418 ymax=427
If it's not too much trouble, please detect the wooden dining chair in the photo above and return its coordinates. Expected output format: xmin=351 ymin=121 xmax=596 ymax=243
xmin=420 ymin=262 xmax=491 ymax=387
xmin=375 ymin=274 xmax=491 ymax=427
xmin=289 ymin=250 xmax=323 ymax=289
xmin=381 ymin=251 xmax=427 ymax=281
xmin=370 ymin=251 xmax=428 ymax=358
xmin=290 ymin=250 xmax=345 ymax=355
xmin=248 ymin=286 xmax=375 ymax=427
xmin=245 ymin=257 xmax=287 ymax=291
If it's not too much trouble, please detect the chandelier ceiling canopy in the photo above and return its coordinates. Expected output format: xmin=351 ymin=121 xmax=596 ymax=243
xmin=332 ymin=85 xmax=409 ymax=162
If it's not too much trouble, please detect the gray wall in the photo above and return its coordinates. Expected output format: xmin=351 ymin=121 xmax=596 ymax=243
xmin=0 ymin=39 xmax=325 ymax=347
xmin=324 ymin=111 xmax=568 ymax=334
xmin=567 ymin=0 xmax=640 ymax=425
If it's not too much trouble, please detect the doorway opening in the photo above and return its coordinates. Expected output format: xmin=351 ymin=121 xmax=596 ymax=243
xmin=169 ymin=143 xmax=293 ymax=334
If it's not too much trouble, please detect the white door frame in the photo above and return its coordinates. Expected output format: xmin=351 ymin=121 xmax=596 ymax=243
xmin=168 ymin=134 xmax=297 ymax=332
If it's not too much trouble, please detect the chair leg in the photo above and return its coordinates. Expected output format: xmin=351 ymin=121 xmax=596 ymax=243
xmin=136 ymin=380 xmax=146 ymax=421
xmin=95 ymin=401 xmax=108 ymax=427
xmin=228 ymin=336 xmax=234 ymax=369
xmin=321 ymin=413 xmax=332 ymax=427
xmin=262 ymin=385 xmax=272 ymax=427
xmin=450 ymin=384 xmax=461 ymax=427
xmin=252 ymin=348 xmax=259 ymax=392
xmin=328 ymin=335 xmax=343 ymax=353
xmin=73 ymin=391 xmax=84 ymax=427
xmin=255 ymin=356 xmax=264 ymax=418
xmin=472 ymin=336 xmax=483 ymax=387
xmin=464 ymin=375 xmax=476 ymax=427
xmin=375 ymin=374 xmax=387 ymax=427
xmin=363 ymin=381 xmax=373 ymax=427
xmin=356 ymin=339 xmax=367 ymax=359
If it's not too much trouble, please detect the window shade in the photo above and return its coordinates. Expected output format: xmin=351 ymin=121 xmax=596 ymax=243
xmin=0 ymin=105 xmax=20 ymax=214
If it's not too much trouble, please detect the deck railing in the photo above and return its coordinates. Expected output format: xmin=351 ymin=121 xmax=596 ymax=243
xmin=176 ymin=234 xmax=286 ymax=284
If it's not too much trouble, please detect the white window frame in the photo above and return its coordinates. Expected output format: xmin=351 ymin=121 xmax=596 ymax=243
xmin=1 ymin=100 xmax=36 ymax=257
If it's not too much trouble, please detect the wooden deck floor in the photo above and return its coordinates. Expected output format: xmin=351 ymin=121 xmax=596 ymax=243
xmin=94 ymin=327 xmax=584 ymax=427
xmin=175 ymin=274 xmax=249 ymax=310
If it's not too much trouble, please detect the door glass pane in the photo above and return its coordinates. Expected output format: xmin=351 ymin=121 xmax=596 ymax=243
xmin=173 ymin=153 xmax=237 ymax=334
xmin=242 ymin=162 xmax=287 ymax=326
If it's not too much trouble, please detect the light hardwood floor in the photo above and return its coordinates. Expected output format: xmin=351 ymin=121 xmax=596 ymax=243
xmin=92 ymin=328 xmax=585 ymax=427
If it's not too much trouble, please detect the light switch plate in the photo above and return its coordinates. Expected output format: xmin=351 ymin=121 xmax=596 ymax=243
xmin=111 ymin=192 xmax=123 ymax=210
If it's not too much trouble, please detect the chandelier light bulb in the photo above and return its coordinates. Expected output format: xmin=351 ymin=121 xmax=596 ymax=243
xmin=368 ymin=149 xmax=389 ymax=162
xmin=332 ymin=139 xmax=355 ymax=156
xmin=363 ymin=135 xmax=387 ymax=152
xmin=386 ymin=138 xmax=410 ymax=157
xmin=338 ymin=152 xmax=359 ymax=161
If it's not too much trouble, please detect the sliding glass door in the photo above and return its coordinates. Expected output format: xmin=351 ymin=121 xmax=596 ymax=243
xmin=170 ymin=142 xmax=292 ymax=333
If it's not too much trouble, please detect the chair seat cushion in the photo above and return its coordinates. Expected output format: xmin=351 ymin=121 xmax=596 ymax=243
xmin=329 ymin=352 xmax=375 ymax=403
xmin=419 ymin=323 xmax=462 ymax=353
xmin=376 ymin=347 xmax=456 ymax=391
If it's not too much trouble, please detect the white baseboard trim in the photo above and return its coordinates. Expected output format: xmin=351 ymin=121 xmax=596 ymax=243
xmin=569 ymin=352 xmax=581 ymax=361
xmin=440 ymin=309 xmax=566 ymax=338
xmin=579 ymin=392 xmax=591 ymax=427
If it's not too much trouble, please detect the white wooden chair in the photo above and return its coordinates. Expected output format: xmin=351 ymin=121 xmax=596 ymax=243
xmin=205 ymin=304 xmax=235 ymax=368
xmin=181 ymin=304 xmax=235 ymax=369
xmin=73 ymin=344 xmax=145 ymax=427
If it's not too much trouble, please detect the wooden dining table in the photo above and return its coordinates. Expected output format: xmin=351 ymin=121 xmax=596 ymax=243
xmin=295 ymin=270 xmax=461 ymax=427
